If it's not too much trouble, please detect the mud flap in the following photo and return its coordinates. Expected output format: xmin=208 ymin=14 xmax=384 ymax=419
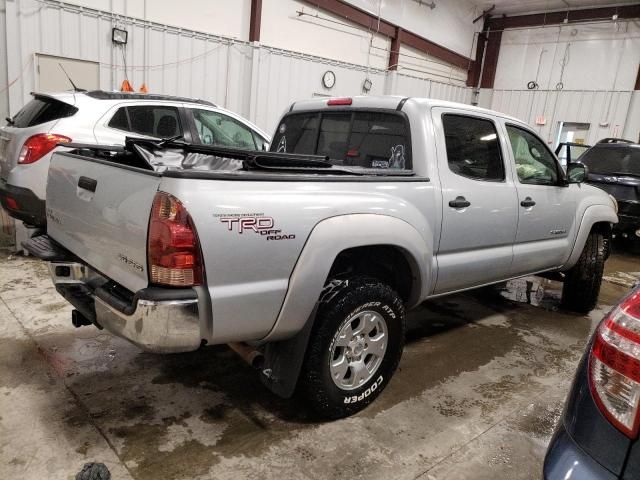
xmin=259 ymin=303 xmax=319 ymax=398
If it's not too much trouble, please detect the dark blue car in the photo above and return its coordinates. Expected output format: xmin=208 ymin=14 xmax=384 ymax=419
xmin=545 ymin=285 xmax=640 ymax=479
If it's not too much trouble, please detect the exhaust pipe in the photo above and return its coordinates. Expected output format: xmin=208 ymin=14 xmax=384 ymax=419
xmin=71 ymin=309 xmax=92 ymax=328
xmin=227 ymin=342 xmax=264 ymax=369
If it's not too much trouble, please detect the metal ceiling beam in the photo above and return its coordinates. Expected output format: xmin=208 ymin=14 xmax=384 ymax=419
xmin=300 ymin=0 xmax=473 ymax=71
xmin=486 ymin=4 xmax=640 ymax=30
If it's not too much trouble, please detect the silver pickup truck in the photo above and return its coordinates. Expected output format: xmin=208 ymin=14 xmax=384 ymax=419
xmin=25 ymin=96 xmax=618 ymax=419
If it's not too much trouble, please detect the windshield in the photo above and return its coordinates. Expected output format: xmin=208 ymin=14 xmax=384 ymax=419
xmin=580 ymin=145 xmax=640 ymax=176
xmin=270 ymin=110 xmax=412 ymax=171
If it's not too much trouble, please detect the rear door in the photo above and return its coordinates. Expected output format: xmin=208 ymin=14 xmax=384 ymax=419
xmin=504 ymin=124 xmax=576 ymax=275
xmin=93 ymin=103 xmax=186 ymax=145
xmin=432 ymin=109 xmax=518 ymax=294
xmin=46 ymin=152 xmax=160 ymax=292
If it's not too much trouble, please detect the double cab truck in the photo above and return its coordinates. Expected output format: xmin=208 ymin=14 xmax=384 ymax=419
xmin=25 ymin=96 xmax=618 ymax=418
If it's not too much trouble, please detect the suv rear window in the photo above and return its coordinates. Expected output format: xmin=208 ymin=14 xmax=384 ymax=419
xmin=108 ymin=105 xmax=182 ymax=138
xmin=11 ymin=96 xmax=78 ymax=128
xmin=271 ymin=111 xmax=411 ymax=170
xmin=579 ymin=145 xmax=640 ymax=176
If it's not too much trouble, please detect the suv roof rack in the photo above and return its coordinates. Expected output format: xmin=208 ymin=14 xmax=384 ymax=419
xmin=597 ymin=138 xmax=634 ymax=144
xmin=83 ymin=90 xmax=216 ymax=107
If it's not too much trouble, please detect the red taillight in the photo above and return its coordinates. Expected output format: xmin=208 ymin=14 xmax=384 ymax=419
xmin=5 ymin=196 xmax=19 ymax=210
xmin=148 ymin=192 xmax=203 ymax=287
xmin=327 ymin=97 xmax=352 ymax=106
xmin=589 ymin=290 xmax=640 ymax=438
xmin=18 ymin=133 xmax=71 ymax=164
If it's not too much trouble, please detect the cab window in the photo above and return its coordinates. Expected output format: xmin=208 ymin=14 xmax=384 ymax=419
xmin=442 ymin=114 xmax=504 ymax=182
xmin=507 ymin=125 xmax=559 ymax=185
xmin=271 ymin=111 xmax=411 ymax=170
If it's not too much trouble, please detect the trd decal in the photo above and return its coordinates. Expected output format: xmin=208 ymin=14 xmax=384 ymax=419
xmin=215 ymin=214 xmax=295 ymax=241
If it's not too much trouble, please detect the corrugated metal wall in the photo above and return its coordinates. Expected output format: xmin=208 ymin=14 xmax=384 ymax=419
xmin=1 ymin=0 xmax=473 ymax=134
xmin=491 ymin=89 xmax=634 ymax=145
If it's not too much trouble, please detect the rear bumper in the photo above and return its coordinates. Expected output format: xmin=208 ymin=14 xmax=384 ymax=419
xmin=0 ymin=178 xmax=45 ymax=227
xmin=48 ymin=260 xmax=202 ymax=353
xmin=544 ymin=423 xmax=618 ymax=480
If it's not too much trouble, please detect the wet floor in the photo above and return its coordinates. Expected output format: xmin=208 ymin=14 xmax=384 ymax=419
xmin=0 ymin=243 xmax=638 ymax=479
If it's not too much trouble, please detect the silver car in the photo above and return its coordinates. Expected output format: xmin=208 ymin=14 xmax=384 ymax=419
xmin=0 ymin=90 xmax=270 ymax=229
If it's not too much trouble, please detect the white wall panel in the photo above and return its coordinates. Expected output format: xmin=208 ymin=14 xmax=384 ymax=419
xmin=395 ymin=73 xmax=472 ymax=104
xmin=495 ymin=21 xmax=640 ymax=91
xmin=491 ymin=89 xmax=634 ymax=146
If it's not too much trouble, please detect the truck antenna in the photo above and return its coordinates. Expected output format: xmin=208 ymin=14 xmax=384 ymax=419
xmin=58 ymin=63 xmax=86 ymax=92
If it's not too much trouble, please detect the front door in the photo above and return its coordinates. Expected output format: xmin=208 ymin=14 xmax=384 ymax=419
xmin=433 ymin=109 xmax=518 ymax=294
xmin=504 ymin=124 xmax=576 ymax=276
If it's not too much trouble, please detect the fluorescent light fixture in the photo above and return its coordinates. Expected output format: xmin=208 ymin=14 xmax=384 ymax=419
xmin=112 ymin=27 xmax=128 ymax=45
xmin=480 ymin=133 xmax=497 ymax=141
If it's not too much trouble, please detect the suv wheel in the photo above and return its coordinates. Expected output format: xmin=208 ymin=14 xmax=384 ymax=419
xmin=299 ymin=277 xmax=405 ymax=419
xmin=561 ymin=232 xmax=605 ymax=313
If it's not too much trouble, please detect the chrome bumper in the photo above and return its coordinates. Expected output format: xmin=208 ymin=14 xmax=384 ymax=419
xmin=49 ymin=262 xmax=202 ymax=354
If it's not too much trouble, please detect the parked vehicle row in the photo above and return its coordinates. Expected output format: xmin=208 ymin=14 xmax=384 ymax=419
xmin=21 ymin=95 xmax=617 ymax=419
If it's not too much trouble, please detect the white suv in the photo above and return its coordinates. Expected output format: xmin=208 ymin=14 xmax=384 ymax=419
xmin=0 ymin=90 xmax=270 ymax=228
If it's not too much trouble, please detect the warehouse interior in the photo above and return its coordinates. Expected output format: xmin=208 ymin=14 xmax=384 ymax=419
xmin=0 ymin=1 xmax=640 ymax=479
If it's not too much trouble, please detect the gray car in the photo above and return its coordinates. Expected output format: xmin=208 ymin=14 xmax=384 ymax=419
xmin=0 ymin=90 xmax=270 ymax=229
xmin=24 ymin=95 xmax=618 ymax=419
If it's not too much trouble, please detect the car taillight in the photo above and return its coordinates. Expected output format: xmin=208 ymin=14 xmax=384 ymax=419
xmin=590 ymin=290 xmax=640 ymax=438
xmin=18 ymin=133 xmax=71 ymax=164
xmin=148 ymin=192 xmax=203 ymax=287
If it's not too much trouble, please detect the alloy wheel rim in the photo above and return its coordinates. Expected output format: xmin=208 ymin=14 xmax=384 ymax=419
xmin=329 ymin=310 xmax=388 ymax=391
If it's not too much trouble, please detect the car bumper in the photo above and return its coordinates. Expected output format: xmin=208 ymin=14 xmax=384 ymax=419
xmin=49 ymin=261 xmax=202 ymax=354
xmin=0 ymin=178 xmax=45 ymax=227
xmin=544 ymin=423 xmax=618 ymax=480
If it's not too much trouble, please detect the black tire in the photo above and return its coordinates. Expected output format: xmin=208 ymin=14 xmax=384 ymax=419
xmin=299 ymin=277 xmax=405 ymax=419
xmin=561 ymin=232 xmax=605 ymax=313
xmin=75 ymin=463 xmax=111 ymax=480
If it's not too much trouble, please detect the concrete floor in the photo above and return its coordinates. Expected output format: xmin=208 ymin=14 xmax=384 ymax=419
xmin=0 ymin=245 xmax=638 ymax=480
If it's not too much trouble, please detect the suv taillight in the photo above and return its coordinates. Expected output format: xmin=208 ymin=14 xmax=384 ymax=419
xmin=148 ymin=192 xmax=203 ymax=287
xmin=590 ymin=290 xmax=640 ymax=438
xmin=18 ymin=133 xmax=71 ymax=164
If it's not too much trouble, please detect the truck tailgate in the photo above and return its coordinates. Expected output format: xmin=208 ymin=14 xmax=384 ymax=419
xmin=46 ymin=153 xmax=160 ymax=293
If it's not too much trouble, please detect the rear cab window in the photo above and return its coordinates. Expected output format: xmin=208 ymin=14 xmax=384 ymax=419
xmin=11 ymin=96 xmax=78 ymax=128
xmin=270 ymin=110 xmax=411 ymax=170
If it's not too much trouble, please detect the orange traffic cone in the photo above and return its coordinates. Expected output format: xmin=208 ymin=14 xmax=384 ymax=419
xmin=120 ymin=79 xmax=134 ymax=92
xmin=139 ymin=83 xmax=148 ymax=93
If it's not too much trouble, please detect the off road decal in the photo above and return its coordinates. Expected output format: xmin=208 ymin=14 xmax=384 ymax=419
xmin=214 ymin=213 xmax=295 ymax=241
xmin=343 ymin=375 xmax=383 ymax=404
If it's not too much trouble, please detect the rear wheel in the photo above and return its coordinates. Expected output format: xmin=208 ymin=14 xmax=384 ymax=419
xmin=561 ymin=232 xmax=605 ymax=313
xmin=299 ymin=277 xmax=405 ymax=419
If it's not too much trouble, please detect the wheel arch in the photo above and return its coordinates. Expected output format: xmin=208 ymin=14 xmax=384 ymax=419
xmin=261 ymin=214 xmax=431 ymax=342
xmin=563 ymin=205 xmax=617 ymax=270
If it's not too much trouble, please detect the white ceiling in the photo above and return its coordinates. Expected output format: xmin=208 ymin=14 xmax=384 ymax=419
xmin=473 ymin=0 xmax=640 ymax=16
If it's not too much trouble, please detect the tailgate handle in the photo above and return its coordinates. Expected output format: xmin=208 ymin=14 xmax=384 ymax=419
xmin=78 ymin=176 xmax=97 ymax=193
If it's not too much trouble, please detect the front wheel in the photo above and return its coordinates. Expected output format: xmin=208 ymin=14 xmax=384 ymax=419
xmin=299 ymin=277 xmax=405 ymax=419
xmin=561 ymin=232 xmax=605 ymax=313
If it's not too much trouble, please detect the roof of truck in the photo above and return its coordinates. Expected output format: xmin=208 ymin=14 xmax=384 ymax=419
xmin=289 ymin=95 xmax=524 ymax=124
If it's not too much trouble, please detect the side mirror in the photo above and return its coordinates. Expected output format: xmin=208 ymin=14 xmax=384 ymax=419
xmin=567 ymin=162 xmax=588 ymax=183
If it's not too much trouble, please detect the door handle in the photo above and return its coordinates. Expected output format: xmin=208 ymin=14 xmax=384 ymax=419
xmin=448 ymin=196 xmax=471 ymax=209
xmin=78 ymin=176 xmax=97 ymax=193
xmin=520 ymin=197 xmax=536 ymax=208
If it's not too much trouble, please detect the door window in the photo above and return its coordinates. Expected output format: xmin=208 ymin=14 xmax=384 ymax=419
xmin=107 ymin=105 xmax=182 ymax=138
xmin=442 ymin=114 xmax=504 ymax=182
xmin=192 ymin=109 xmax=257 ymax=149
xmin=507 ymin=125 xmax=559 ymax=185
